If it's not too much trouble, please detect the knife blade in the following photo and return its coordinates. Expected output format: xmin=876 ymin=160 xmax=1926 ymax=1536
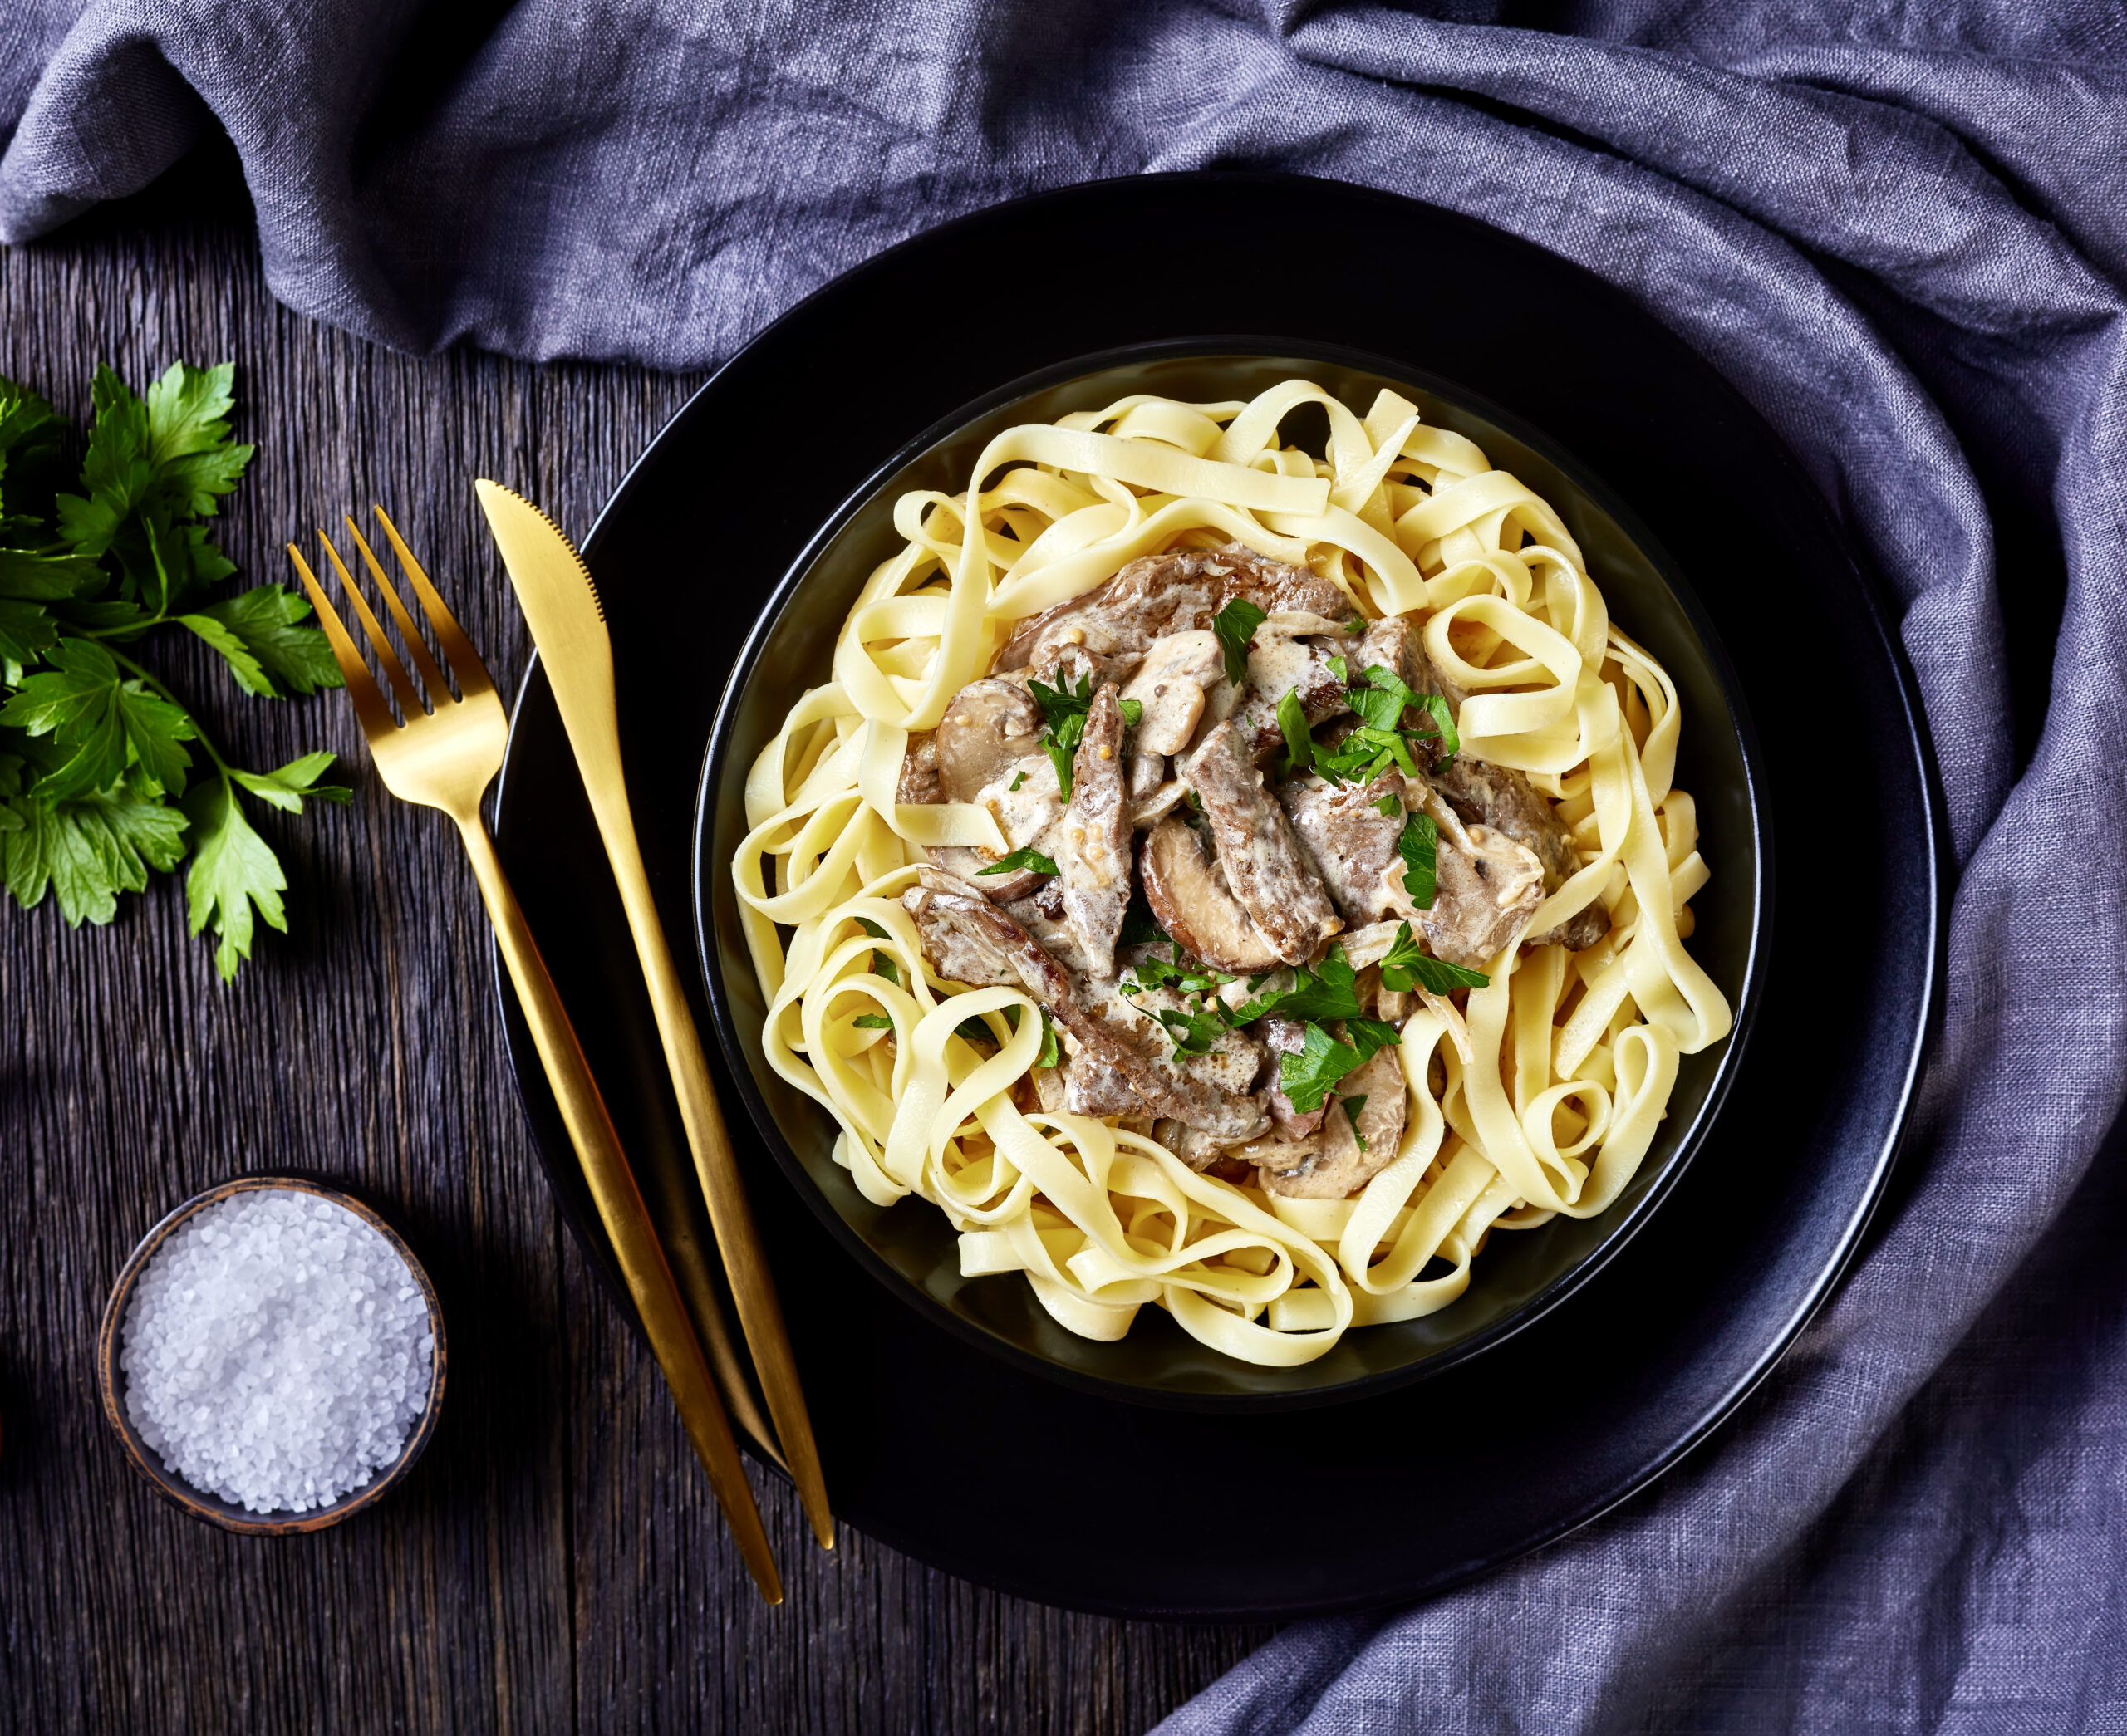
xmin=474 ymin=479 xmax=834 ymax=1552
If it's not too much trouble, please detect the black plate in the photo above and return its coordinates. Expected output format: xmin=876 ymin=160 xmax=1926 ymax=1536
xmin=700 ymin=343 xmax=1769 ymax=1408
xmin=491 ymin=173 xmax=1939 ymax=1619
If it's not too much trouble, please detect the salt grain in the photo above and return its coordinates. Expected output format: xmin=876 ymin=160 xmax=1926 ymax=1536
xmin=120 ymin=1190 xmax=435 ymax=1514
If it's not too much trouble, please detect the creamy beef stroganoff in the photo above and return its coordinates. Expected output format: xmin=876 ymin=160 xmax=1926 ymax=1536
xmin=733 ymin=380 xmax=1732 ymax=1367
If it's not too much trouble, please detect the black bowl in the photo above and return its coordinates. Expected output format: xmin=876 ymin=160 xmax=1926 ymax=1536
xmin=697 ymin=341 xmax=1769 ymax=1410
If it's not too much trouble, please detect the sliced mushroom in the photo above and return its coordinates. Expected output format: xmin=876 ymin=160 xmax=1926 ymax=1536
xmin=1139 ymin=814 xmax=1283 ymax=974
xmin=1119 ymin=630 xmax=1224 ymax=756
xmin=935 ymin=679 xmax=1044 ymax=801
xmin=1256 ymin=1043 xmax=1407 ymax=1199
xmin=1058 ymin=684 xmax=1130 ymax=978
xmin=1405 ymin=796 xmax=1545 ymax=969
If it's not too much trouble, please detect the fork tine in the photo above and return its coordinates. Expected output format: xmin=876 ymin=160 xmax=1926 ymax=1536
xmin=287 ymin=544 xmax=402 ymax=743
xmin=371 ymin=505 xmax=499 ymax=701
xmin=341 ymin=514 xmax=456 ymax=704
xmin=317 ymin=529 xmax=425 ymax=718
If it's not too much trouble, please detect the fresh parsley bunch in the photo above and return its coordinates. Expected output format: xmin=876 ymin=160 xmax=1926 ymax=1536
xmin=0 ymin=362 xmax=346 ymax=981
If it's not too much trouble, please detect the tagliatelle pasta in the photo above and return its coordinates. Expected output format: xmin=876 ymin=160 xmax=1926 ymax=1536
xmin=732 ymin=379 xmax=1732 ymax=1366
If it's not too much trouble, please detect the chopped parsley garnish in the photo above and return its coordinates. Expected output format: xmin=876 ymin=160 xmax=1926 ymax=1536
xmin=1349 ymin=664 xmax=1420 ymax=733
xmin=1420 ymin=693 xmax=1459 ymax=761
xmin=1119 ymin=895 xmax=1170 ymax=948
xmin=1378 ymin=919 xmax=1490 ymax=993
xmin=1345 ymin=617 xmax=1368 ymax=635
xmin=853 ymin=1013 xmax=892 ymax=1030
xmin=977 ymin=845 xmax=1059 ymax=878
xmin=1340 ymin=1096 xmax=1368 ymax=1149
xmin=1029 ymin=667 xmax=1095 ymax=800
xmin=856 ymin=915 xmax=900 ymax=983
xmin=1275 ymin=686 xmax=1311 ymax=781
xmin=1396 ymin=812 xmax=1437 ymax=908
xmin=1374 ymin=793 xmax=1402 ymax=818
xmin=1123 ymin=944 xmax=1233 ymax=1001
xmin=1211 ymin=597 xmax=1267 ymax=685
xmin=1277 ymin=1023 xmax=1370 ymax=1114
xmin=1277 ymin=1019 xmax=1401 ymax=1115
xmin=1034 ymin=1008 xmax=1062 ymax=1069
xmin=1008 ymin=768 xmax=1027 ymax=792
xmin=1153 ymin=1003 xmax=1227 ymax=1061
xmin=1326 ymin=654 xmax=1348 ymax=685
xmin=1309 ymin=664 xmax=1456 ymax=787
xmin=1119 ymin=696 xmax=1143 ymax=729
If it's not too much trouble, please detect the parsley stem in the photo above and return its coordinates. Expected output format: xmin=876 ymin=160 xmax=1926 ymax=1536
xmin=101 ymin=642 xmax=232 ymax=776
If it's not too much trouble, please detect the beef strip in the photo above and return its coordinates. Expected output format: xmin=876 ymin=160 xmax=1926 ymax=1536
xmin=1277 ymin=768 xmax=1412 ymax=927
xmin=995 ymin=542 xmax=1354 ymax=679
xmin=1184 ymin=720 xmax=1343 ymax=966
xmin=1058 ymin=684 xmax=1130 ymax=978
xmin=1433 ymin=756 xmax=1608 ymax=949
xmin=901 ymin=871 xmax=1265 ymax=1140
xmin=1255 ymin=1043 xmax=1407 ymax=1199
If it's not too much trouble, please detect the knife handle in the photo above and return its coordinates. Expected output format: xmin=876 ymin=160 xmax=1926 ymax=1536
xmin=590 ymin=799 xmax=836 ymax=1553
xmin=454 ymin=814 xmax=785 ymax=1604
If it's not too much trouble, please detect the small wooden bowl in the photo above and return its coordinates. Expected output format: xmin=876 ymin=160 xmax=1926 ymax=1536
xmin=95 ymin=1174 xmax=447 ymax=1535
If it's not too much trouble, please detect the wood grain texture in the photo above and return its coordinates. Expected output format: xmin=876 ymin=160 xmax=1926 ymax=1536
xmin=0 ymin=189 xmax=1270 ymax=1733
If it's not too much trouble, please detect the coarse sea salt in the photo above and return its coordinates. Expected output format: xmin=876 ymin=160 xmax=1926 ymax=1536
xmin=120 ymin=1189 xmax=435 ymax=1514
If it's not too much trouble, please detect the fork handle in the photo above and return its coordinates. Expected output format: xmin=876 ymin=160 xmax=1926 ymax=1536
xmin=453 ymin=815 xmax=784 ymax=1606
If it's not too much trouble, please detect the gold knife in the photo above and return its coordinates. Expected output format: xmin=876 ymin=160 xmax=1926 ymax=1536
xmin=474 ymin=479 xmax=834 ymax=1552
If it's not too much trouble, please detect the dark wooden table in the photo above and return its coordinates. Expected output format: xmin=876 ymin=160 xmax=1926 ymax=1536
xmin=0 ymin=197 xmax=1272 ymax=1734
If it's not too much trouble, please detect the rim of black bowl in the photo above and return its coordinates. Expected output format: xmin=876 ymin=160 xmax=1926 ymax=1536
xmin=96 ymin=1174 xmax=448 ymax=1535
xmin=696 ymin=336 xmax=1771 ymax=1412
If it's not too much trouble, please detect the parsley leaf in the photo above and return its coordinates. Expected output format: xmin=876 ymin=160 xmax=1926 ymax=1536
xmin=1124 ymin=944 xmax=1233 ymax=1002
xmin=1 ymin=763 xmax=188 ymax=926
xmin=1008 ymin=768 xmax=1026 ymax=792
xmin=1340 ymin=1096 xmax=1368 ymax=1150
xmin=1029 ymin=668 xmax=1093 ymax=736
xmin=0 ymin=361 xmax=343 ymax=978
xmin=1278 ymin=1023 xmax=1369 ymax=1114
xmin=1118 ymin=895 xmax=1170 ymax=948
xmin=1211 ymin=597 xmax=1266 ymax=685
xmin=1374 ymin=793 xmax=1401 ymax=818
xmin=1349 ymin=664 xmax=1417 ymax=733
xmin=1275 ymin=686 xmax=1311 ymax=781
xmin=855 ymin=915 xmax=901 ymax=984
xmin=852 ymin=1013 xmax=893 ymax=1030
xmin=1420 ymin=693 xmax=1459 ymax=761
xmin=144 ymin=362 xmax=252 ymax=519
xmin=1396 ymin=812 xmax=1437 ymax=908
xmin=977 ymin=845 xmax=1059 ymax=878
xmin=0 ymin=638 xmax=195 ymax=799
xmin=1119 ymin=696 xmax=1143 ymax=729
xmin=1034 ymin=1008 xmax=1062 ymax=1069
xmin=184 ymin=586 xmax=342 ymax=698
xmin=230 ymin=752 xmax=351 ymax=814
xmin=1029 ymin=668 xmax=1093 ymax=802
xmin=1153 ymin=1003 xmax=1226 ymax=1062
xmin=1378 ymin=919 xmax=1489 ymax=992
xmin=182 ymin=775 xmax=289 ymax=982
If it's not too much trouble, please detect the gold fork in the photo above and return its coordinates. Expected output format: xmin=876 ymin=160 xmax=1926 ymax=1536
xmin=288 ymin=508 xmax=785 ymax=1604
